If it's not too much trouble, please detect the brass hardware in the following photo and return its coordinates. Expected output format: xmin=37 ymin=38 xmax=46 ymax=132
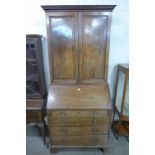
xmin=93 ymin=112 xmax=100 ymax=116
xmin=92 ymin=128 xmax=98 ymax=132
xmin=92 ymin=119 xmax=97 ymax=123
xmin=92 ymin=139 xmax=98 ymax=143
xmin=60 ymin=112 xmax=66 ymax=117
xmin=60 ymin=128 xmax=68 ymax=132
xmin=61 ymin=139 xmax=68 ymax=143
xmin=61 ymin=139 xmax=65 ymax=143
xmin=61 ymin=119 xmax=67 ymax=124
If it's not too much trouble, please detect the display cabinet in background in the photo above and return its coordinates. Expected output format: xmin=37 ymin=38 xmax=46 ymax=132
xmin=112 ymin=64 xmax=129 ymax=139
xmin=26 ymin=34 xmax=46 ymax=99
xmin=26 ymin=34 xmax=47 ymax=144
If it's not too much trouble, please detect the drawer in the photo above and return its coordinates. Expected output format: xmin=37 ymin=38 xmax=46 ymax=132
xmin=26 ymin=110 xmax=42 ymax=123
xmin=49 ymin=125 xmax=109 ymax=135
xmin=48 ymin=116 xmax=110 ymax=125
xmin=51 ymin=135 xmax=108 ymax=146
xmin=48 ymin=110 xmax=110 ymax=118
xmin=48 ymin=110 xmax=111 ymax=125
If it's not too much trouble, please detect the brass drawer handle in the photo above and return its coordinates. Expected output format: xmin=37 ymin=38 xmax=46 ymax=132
xmin=91 ymin=128 xmax=98 ymax=132
xmin=93 ymin=112 xmax=96 ymax=116
xmin=60 ymin=112 xmax=66 ymax=117
xmin=61 ymin=119 xmax=67 ymax=124
xmin=92 ymin=119 xmax=97 ymax=123
xmin=96 ymin=112 xmax=99 ymax=116
xmin=61 ymin=139 xmax=68 ymax=143
xmin=92 ymin=112 xmax=100 ymax=117
xmin=60 ymin=128 xmax=68 ymax=133
xmin=92 ymin=139 xmax=98 ymax=143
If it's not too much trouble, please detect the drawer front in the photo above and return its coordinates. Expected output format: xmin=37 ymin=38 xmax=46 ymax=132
xmin=48 ymin=117 xmax=110 ymax=124
xmin=51 ymin=135 xmax=108 ymax=146
xmin=48 ymin=110 xmax=111 ymax=125
xmin=48 ymin=110 xmax=110 ymax=118
xmin=49 ymin=125 xmax=109 ymax=135
xmin=26 ymin=111 xmax=42 ymax=123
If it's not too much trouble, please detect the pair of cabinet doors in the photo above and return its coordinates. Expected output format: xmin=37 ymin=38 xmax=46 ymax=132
xmin=46 ymin=11 xmax=112 ymax=84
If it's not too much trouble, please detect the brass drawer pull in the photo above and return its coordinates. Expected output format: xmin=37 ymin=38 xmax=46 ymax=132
xmin=92 ymin=139 xmax=98 ymax=143
xmin=92 ymin=119 xmax=97 ymax=123
xmin=60 ymin=112 xmax=66 ymax=117
xmin=93 ymin=112 xmax=96 ymax=116
xmin=93 ymin=112 xmax=100 ymax=117
xmin=60 ymin=128 xmax=68 ymax=133
xmin=61 ymin=119 xmax=67 ymax=124
xmin=61 ymin=139 xmax=68 ymax=143
xmin=96 ymin=112 xmax=99 ymax=116
xmin=91 ymin=128 xmax=98 ymax=132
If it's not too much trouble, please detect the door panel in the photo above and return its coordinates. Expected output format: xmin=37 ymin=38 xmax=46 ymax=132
xmin=47 ymin=11 xmax=111 ymax=84
xmin=78 ymin=12 xmax=109 ymax=83
xmin=48 ymin=12 xmax=78 ymax=83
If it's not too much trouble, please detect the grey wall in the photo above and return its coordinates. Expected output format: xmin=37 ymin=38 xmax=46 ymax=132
xmin=26 ymin=0 xmax=129 ymax=99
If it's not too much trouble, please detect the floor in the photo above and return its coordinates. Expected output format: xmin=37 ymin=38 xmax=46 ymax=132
xmin=26 ymin=124 xmax=129 ymax=155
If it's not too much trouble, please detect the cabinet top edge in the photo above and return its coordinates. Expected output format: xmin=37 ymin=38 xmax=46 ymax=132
xmin=26 ymin=34 xmax=42 ymax=38
xmin=118 ymin=64 xmax=129 ymax=71
xmin=41 ymin=5 xmax=116 ymax=12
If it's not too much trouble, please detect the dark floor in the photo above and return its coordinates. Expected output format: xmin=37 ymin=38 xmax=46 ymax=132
xmin=26 ymin=124 xmax=129 ymax=155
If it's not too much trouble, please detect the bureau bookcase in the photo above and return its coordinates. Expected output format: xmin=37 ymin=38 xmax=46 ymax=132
xmin=42 ymin=5 xmax=116 ymax=153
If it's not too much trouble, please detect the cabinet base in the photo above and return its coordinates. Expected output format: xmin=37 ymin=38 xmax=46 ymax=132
xmin=49 ymin=146 xmax=109 ymax=154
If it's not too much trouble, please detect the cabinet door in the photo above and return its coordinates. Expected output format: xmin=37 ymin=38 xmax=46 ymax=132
xmin=26 ymin=37 xmax=41 ymax=99
xmin=78 ymin=12 xmax=111 ymax=83
xmin=47 ymin=12 xmax=78 ymax=83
